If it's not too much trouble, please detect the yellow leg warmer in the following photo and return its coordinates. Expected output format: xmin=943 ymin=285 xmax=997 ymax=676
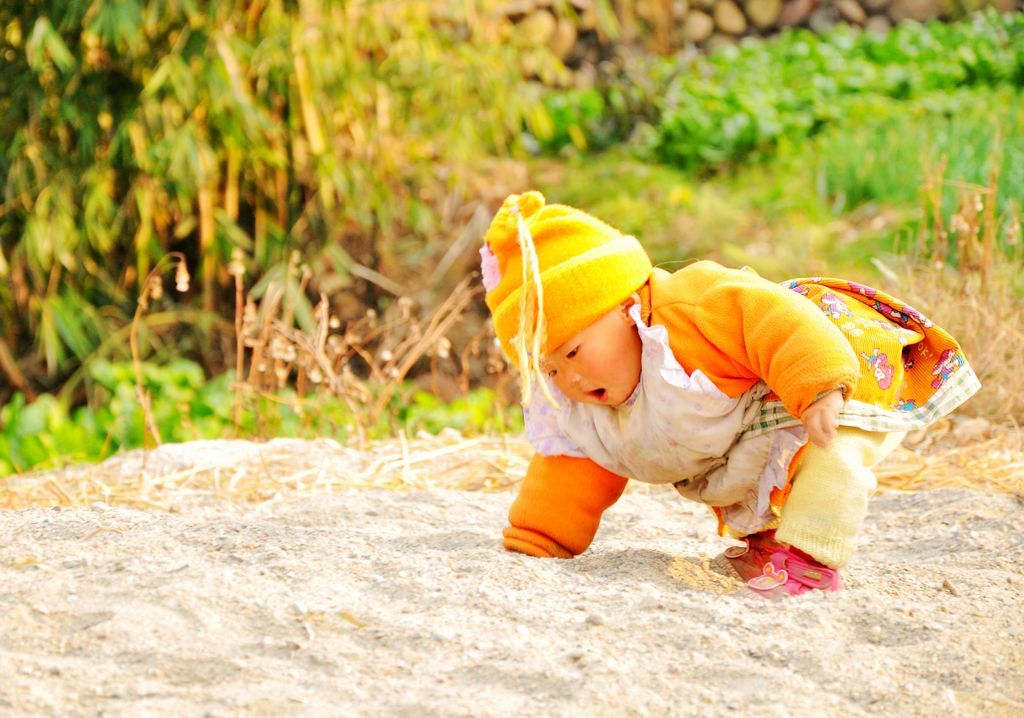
xmin=775 ymin=427 xmax=905 ymax=568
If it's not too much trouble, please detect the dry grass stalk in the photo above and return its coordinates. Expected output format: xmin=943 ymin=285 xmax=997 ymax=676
xmin=897 ymin=261 xmax=1024 ymax=421
xmin=898 ymin=138 xmax=1024 ymax=422
xmin=129 ymin=252 xmax=191 ymax=450
xmin=230 ymin=247 xmax=246 ymax=429
xmin=2 ymin=423 xmax=1020 ymax=511
xmin=232 ymin=254 xmax=513 ymax=442
xmin=877 ymin=420 xmax=1023 ymax=495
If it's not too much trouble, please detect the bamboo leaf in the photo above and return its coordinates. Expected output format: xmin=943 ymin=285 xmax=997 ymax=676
xmin=50 ymin=291 xmax=103 ymax=362
xmin=26 ymin=17 xmax=75 ymax=73
xmin=87 ymin=0 xmax=144 ymax=55
xmin=291 ymin=29 xmax=326 ymax=155
xmin=38 ymin=297 xmax=65 ymax=375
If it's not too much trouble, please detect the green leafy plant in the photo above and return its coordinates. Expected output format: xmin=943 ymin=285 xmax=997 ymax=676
xmin=536 ymin=89 xmax=615 ymax=152
xmin=0 ymin=360 xmax=522 ymax=476
xmin=535 ymin=12 xmax=1024 ymax=172
xmin=653 ymin=12 xmax=1023 ymax=172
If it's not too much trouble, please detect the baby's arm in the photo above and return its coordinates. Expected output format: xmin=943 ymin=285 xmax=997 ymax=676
xmin=503 ymin=454 xmax=628 ymax=558
xmin=693 ymin=268 xmax=859 ymax=419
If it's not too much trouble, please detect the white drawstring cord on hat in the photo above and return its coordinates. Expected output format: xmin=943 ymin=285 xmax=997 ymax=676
xmin=512 ymin=203 xmax=559 ymax=409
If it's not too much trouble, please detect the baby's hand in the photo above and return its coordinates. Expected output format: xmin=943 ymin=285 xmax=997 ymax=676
xmin=801 ymin=389 xmax=844 ymax=448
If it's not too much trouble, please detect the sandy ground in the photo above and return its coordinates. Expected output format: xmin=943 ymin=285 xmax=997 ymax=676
xmin=1 ymin=444 xmax=1023 ymax=717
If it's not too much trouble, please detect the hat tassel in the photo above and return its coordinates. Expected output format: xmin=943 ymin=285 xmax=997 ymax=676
xmin=514 ymin=209 xmax=559 ymax=409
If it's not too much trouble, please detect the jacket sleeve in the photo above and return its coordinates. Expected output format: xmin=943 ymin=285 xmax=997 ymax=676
xmin=502 ymin=454 xmax=628 ymax=558
xmin=693 ymin=270 xmax=859 ymax=418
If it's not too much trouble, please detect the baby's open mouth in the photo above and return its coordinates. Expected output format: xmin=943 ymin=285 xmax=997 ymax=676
xmin=589 ymin=388 xmax=607 ymax=400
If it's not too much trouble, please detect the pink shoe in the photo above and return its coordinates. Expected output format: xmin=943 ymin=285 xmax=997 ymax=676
xmin=724 ymin=531 xmax=843 ymax=598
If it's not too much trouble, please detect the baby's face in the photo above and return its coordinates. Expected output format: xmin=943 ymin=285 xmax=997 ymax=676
xmin=541 ymin=297 xmax=643 ymax=407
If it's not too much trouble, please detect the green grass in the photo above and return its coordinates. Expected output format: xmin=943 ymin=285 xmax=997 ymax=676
xmin=810 ymin=87 xmax=1023 ymax=220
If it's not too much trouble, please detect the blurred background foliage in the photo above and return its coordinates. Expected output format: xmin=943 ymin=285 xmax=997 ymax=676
xmin=1 ymin=0 xmax=549 ymax=393
xmin=1 ymin=1 xmax=1022 ymax=476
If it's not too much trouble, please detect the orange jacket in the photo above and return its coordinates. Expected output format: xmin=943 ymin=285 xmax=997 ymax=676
xmin=503 ymin=261 xmax=860 ymax=558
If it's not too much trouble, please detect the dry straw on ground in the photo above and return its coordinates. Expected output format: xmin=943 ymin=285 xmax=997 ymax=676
xmin=878 ymin=417 xmax=1023 ymax=495
xmin=2 ymin=417 xmax=1020 ymax=512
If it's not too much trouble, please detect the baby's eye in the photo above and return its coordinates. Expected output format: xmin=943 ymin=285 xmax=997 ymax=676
xmin=566 ymin=347 xmax=579 ymax=359
xmin=547 ymin=369 xmax=557 ymax=378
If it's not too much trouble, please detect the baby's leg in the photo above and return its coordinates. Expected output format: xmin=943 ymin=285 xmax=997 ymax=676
xmin=774 ymin=427 xmax=905 ymax=568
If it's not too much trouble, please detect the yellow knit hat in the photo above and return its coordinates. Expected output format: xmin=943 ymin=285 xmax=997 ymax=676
xmin=480 ymin=191 xmax=652 ymax=402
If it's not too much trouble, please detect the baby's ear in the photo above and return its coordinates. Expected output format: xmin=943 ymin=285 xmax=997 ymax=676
xmin=618 ymin=294 xmax=634 ymax=321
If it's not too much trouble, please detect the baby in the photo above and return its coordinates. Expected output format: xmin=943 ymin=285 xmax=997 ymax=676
xmin=481 ymin=191 xmax=980 ymax=597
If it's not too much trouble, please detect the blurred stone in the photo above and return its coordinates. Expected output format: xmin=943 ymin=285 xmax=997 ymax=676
xmin=745 ymin=0 xmax=783 ymax=27
xmin=637 ymin=0 xmax=676 ymax=52
xmin=496 ymin=0 xmax=536 ymax=17
xmin=682 ymin=9 xmax=716 ymax=40
xmin=865 ymin=13 xmax=892 ymax=32
xmin=518 ymin=10 xmax=557 ymax=45
xmin=714 ymin=0 xmax=748 ymax=34
xmin=673 ymin=0 xmax=692 ymax=18
xmin=807 ymin=5 xmax=838 ymax=32
xmin=776 ymin=0 xmax=818 ymax=26
xmin=573 ymin=61 xmax=598 ymax=88
xmin=863 ymin=0 xmax=891 ymax=10
xmin=636 ymin=0 xmax=659 ymax=20
xmin=706 ymin=33 xmax=739 ymax=51
xmin=551 ymin=17 xmax=578 ymax=59
xmin=578 ymin=5 xmax=599 ymax=30
xmin=836 ymin=0 xmax=868 ymax=22
xmin=520 ymin=50 xmax=541 ymax=76
xmin=889 ymin=0 xmax=944 ymax=21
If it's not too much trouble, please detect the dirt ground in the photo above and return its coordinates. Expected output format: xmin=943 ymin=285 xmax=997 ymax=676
xmin=1 ymin=440 xmax=1022 ymax=717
